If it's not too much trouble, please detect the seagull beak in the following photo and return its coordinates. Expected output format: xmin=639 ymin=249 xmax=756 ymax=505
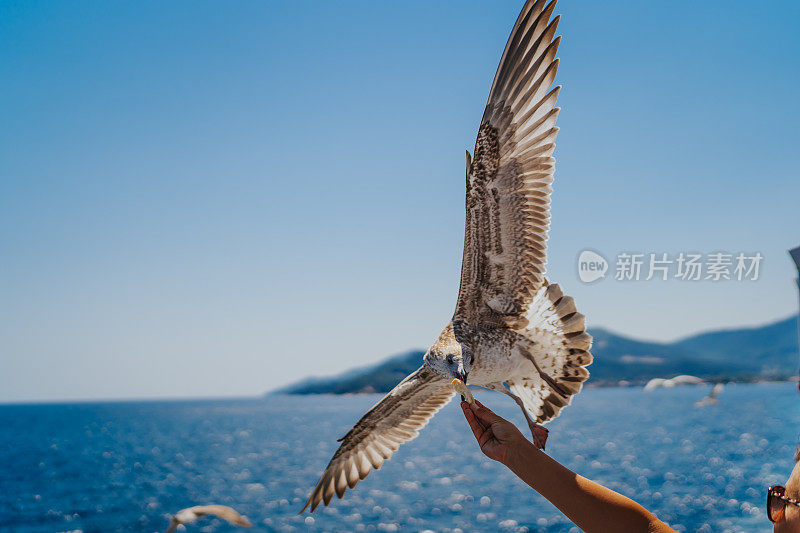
xmin=454 ymin=370 xmax=468 ymax=402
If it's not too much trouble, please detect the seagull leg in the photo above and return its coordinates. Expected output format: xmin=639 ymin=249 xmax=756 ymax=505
xmin=499 ymin=386 xmax=549 ymax=450
xmin=520 ymin=347 xmax=569 ymax=398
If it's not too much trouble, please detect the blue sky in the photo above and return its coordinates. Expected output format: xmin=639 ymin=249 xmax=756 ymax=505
xmin=1 ymin=1 xmax=799 ymax=402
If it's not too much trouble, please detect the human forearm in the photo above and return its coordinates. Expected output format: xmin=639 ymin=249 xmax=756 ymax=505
xmin=504 ymin=440 xmax=674 ymax=533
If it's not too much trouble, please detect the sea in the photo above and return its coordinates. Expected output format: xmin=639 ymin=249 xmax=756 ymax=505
xmin=1 ymin=383 xmax=798 ymax=533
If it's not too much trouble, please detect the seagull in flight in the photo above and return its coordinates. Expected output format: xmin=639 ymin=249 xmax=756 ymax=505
xmin=695 ymin=383 xmax=724 ymax=406
xmin=302 ymin=0 xmax=592 ymax=512
xmin=164 ymin=505 xmax=252 ymax=533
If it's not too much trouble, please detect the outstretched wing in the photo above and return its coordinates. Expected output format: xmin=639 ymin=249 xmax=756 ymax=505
xmin=455 ymin=0 xmax=561 ymax=328
xmin=190 ymin=506 xmax=252 ymax=528
xmin=301 ymin=366 xmax=453 ymax=512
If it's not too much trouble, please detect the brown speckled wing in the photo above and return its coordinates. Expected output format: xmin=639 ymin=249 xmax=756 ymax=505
xmin=301 ymin=366 xmax=453 ymax=513
xmin=455 ymin=0 xmax=561 ymax=328
xmin=188 ymin=505 xmax=252 ymax=527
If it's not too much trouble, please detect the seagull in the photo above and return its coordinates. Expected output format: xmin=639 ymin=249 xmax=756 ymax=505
xmin=695 ymin=383 xmax=724 ymax=406
xmin=302 ymin=0 xmax=592 ymax=512
xmin=164 ymin=505 xmax=253 ymax=533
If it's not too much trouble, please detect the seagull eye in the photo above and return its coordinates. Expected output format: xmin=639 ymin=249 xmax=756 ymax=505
xmin=446 ymin=355 xmax=454 ymax=365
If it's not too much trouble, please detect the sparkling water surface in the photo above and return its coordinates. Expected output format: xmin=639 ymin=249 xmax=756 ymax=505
xmin=1 ymin=383 xmax=798 ymax=532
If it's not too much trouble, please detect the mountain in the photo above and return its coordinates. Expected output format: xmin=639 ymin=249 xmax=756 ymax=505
xmin=278 ymin=315 xmax=799 ymax=394
xmin=278 ymin=350 xmax=426 ymax=395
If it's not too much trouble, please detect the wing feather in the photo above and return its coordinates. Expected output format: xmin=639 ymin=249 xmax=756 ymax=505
xmin=301 ymin=366 xmax=453 ymax=513
xmin=455 ymin=0 xmax=562 ymax=328
xmin=184 ymin=505 xmax=252 ymax=528
xmin=508 ymin=283 xmax=593 ymax=423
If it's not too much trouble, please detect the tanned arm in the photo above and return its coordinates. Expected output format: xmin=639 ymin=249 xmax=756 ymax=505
xmin=462 ymin=400 xmax=675 ymax=533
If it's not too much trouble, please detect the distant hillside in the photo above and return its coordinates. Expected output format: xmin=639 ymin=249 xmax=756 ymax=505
xmin=587 ymin=315 xmax=797 ymax=384
xmin=279 ymin=350 xmax=426 ymax=395
xmin=278 ymin=315 xmax=799 ymax=394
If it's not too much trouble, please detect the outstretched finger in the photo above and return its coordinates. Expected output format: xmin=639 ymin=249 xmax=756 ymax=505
xmin=461 ymin=402 xmax=485 ymax=442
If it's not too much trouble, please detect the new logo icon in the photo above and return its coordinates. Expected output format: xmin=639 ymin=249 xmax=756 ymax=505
xmin=577 ymin=250 xmax=608 ymax=283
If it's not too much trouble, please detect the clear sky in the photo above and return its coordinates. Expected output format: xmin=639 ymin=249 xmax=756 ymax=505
xmin=1 ymin=1 xmax=799 ymax=402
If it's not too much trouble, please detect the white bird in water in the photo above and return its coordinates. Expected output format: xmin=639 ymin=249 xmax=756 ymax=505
xmin=302 ymin=0 xmax=593 ymax=513
xmin=164 ymin=505 xmax=252 ymax=533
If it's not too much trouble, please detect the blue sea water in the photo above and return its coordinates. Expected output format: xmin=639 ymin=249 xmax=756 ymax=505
xmin=1 ymin=383 xmax=798 ymax=533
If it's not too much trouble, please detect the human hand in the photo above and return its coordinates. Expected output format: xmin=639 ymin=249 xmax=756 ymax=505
xmin=461 ymin=400 xmax=528 ymax=465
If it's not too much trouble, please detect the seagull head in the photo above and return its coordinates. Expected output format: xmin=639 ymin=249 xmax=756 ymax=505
xmin=424 ymin=323 xmax=474 ymax=385
xmin=424 ymin=346 xmax=473 ymax=384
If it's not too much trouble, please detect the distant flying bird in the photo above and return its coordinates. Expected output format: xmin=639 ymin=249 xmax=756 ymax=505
xmin=695 ymin=383 xmax=724 ymax=407
xmin=164 ymin=505 xmax=252 ymax=533
xmin=302 ymin=0 xmax=592 ymax=512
